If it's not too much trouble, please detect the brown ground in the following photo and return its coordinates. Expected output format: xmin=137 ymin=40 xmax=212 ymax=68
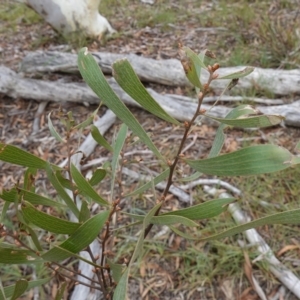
xmin=1 ymin=5 xmax=300 ymax=300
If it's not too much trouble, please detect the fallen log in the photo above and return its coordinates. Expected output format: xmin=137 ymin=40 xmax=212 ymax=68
xmin=21 ymin=50 xmax=300 ymax=95
xmin=1 ymin=66 xmax=300 ymax=127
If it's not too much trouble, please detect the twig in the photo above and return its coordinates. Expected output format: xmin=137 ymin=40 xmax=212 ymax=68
xmin=32 ymin=101 xmax=48 ymax=134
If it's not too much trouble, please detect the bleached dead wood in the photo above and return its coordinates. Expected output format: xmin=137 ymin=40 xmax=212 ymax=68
xmin=1 ymin=66 xmax=300 ymax=127
xmin=21 ymin=50 xmax=300 ymax=95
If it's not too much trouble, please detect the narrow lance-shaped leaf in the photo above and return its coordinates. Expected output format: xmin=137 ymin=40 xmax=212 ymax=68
xmin=187 ymin=145 xmax=293 ymax=176
xmin=70 ymin=163 xmax=109 ymax=206
xmin=54 ymin=282 xmax=67 ymax=300
xmin=112 ymin=59 xmax=180 ymax=125
xmin=128 ymin=198 xmax=235 ymax=223
xmin=125 ymin=169 xmax=170 ymax=197
xmin=24 ymin=167 xmax=37 ymax=192
xmin=111 ymin=124 xmax=127 ymax=197
xmin=48 ymin=112 xmax=65 ymax=142
xmin=10 ymin=279 xmax=28 ymax=300
xmin=107 ymin=259 xmax=125 ymax=283
xmin=151 ymin=215 xmax=199 ymax=227
xmin=201 ymin=208 xmax=300 ymax=241
xmin=0 ymin=278 xmax=50 ymax=300
xmin=77 ymin=48 xmax=164 ymax=161
xmin=42 ymin=210 xmax=109 ymax=261
xmin=73 ymin=105 xmax=100 ymax=130
xmin=22 ymin=201 xmax=80 ymax=234
xmin=209 ymin=105 xmax=260 ymax=158
xmin=170 ymin=226 xmax=199 ymax=240
xmin=79 ymin=199 xmax=90 ymax=222
xmin=0 ymin=248 xmax=41 ymax=264
xmin=178 ymin=171 xmax=202 ymax=182
xmin=218 ymin=66 xmax=254 ymax=79
xmin=205 ymin=114 xmax=284 ymax=128
xmin=113 ymin=268 xmax=130 ymax=300
xmin=0 ymin=143 xmax=49 ymax=170
xmin=114 ymin=203 xmax=162 ymax=300
xmin=161 ymin=198 xmax=235 ymax=220
xmin=195 ymin=49 xmax=207 ymax=94
xmin=89 ymin=168 xmax=106 ymax=186
xmin=91 ymin=125 xmax=113 ymax=152
xmin=179 ymin=46 xmax=206 ymax=89
xmin=46 ymin=166 xmax=80 ymax=218
xmin=0 ymin=188 xmax=66 ymax=208
xmin=18 ymin=217 xmax=43 ymax=252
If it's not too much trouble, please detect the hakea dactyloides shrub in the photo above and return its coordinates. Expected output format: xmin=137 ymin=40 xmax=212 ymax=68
xmin=0 ymin=44 xmax=299 ymax=299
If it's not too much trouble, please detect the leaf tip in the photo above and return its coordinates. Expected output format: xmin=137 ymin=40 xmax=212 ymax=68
xmin=83 ymin=47 xmax=89 ymax=56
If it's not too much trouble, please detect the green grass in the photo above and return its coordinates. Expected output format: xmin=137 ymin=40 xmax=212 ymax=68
xmin=0 ymin=2 xmax=42 ymax=33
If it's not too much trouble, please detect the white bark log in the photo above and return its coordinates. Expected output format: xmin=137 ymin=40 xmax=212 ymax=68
xmin=25 ymin=0 xmax=115 ymax=39
xmin=1 ymin=66 xmax=300 ymax=127
xmin=21 ymin=50 xmax=300 ymax=95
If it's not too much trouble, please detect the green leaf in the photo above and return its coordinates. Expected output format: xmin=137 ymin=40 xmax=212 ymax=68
xmin=89 ymin=169 xmax=106 ymax=186
xmin=208 ymin=105 xmax=259 ymax=158
xmin=117 ymin=203 xmax=162 ymax=300
xmin=22 ymin=201 xmax=80 ymax=234
xmin=161 ymin=198 xmax=235 ymax=220
xmin=218 ymin=66 xmax=254 ymax=79
xmin=70 ymin=163 xmax=109 ymax=206
xmin=111 ymin=124 xmax=127 ymax=196
xmin=178 ymin=171 xmax=202 ymax=182
xmin=48 ymin=112 xmax=65 ymax=142
xmin=46 ymin=166 xmax=80 ymax=218
xmin=195 ymin=49 xmax=207 ymax=94
xmin=23 ymin=168 xmax=37 ymax=192
xmin=113 ymin=268 xmax=129 ymax=300
xmin=21 ymin=221 xmax=43 ymax=252
xmin=55 ymin=171 xmax=74 ymax=191
xmin=10 ymin=279 xmax=28 ymax=300
xmin=54 ymin=282 xmax=67 ymax=300
xmin=180 ymin=46 xmax=206 ymax=89
xmin=169 ymin=226 xmax=199 ymax=240
xmin=131 ymin=203 xmax=162 ymax=264
xmin=112 ymin=59 xmax=180 ymax=125
xmin=0 ymin=202 xmax=10 ymax=222
xmin=201 ymin=208 xmax=300 ymax=241
xmin=0 ymin=248 xmax=41 ymax=264
xmin=0 ymin=278 xmax=50 ymax=300
xmin=42 ymin=210 xmax=109 ymax=261
xmin=79 ymin=199 xmax=90 ymax=222
xmin=187 ymin=145 xmax=293 ymax=176
xmin=0 ymin=188 xmax=65 ymax=208
xmin=151 ymin=215 xmax=199 ymax=227
xmin=77 ymin=48 xmax=164 ymax=161
xmin=107 ymin=259 xmax=125 ymax=283
xmin=208 ymin=125 xmax=226 ymax=158
xmin=73 ymin=105 xmax=100 ymax=130
xmin=125 ymin=169 xmax=170 ymax=197
xmin=0 ymin=143 xmax=48 ymax=169
xmin=91 ymin=125 xmax=113 ymax=152
xmin=205 ymin=114 xmax=284 ymax=128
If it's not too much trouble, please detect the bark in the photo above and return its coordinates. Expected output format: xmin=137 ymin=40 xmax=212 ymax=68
xmin=20 ymin=50 xmax=300 ymax=95
xmin=1 ymin=65 xmax=300 ymax=127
